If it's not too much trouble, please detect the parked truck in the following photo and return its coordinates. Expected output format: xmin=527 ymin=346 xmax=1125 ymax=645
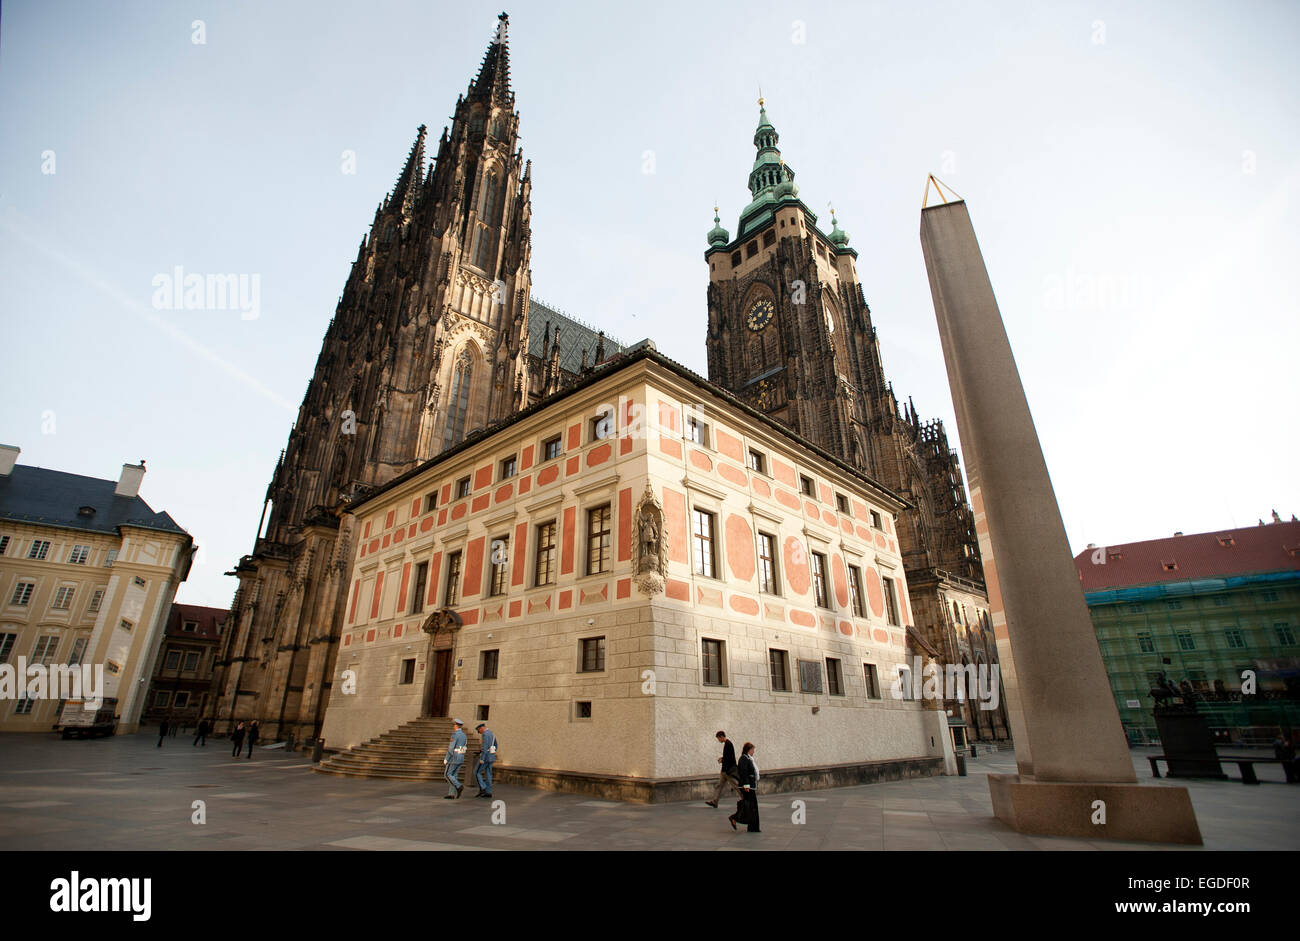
xmin=56 ymin=698 xmax=118 ymax=739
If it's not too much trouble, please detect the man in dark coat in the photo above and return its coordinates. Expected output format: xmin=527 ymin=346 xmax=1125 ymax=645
xmin=193 ymin=718 xmax=209 ymax=747
xmin=246 ymin=720 xmax=259 ymax=759
xmin=705 ymin=731 xmax=738 ymax=808
xmin=157 ymin=718 xmax=169 ymax=747
xmin=231 ymin=721 xmax=246 ymax=757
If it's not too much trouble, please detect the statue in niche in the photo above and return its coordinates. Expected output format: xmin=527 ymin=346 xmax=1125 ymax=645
xmin=633 ymin=482 xmax=668 ymax=595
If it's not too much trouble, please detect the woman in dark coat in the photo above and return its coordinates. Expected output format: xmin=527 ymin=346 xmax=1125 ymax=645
xmin=728 ymin=742 xmax=761 ymax=833
xmin=231 ymin=721 xmax=246 ymax=757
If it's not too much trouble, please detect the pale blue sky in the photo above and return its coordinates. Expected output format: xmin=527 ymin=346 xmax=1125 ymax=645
xmin=2 ymin=0 xmax=1296 ymax=607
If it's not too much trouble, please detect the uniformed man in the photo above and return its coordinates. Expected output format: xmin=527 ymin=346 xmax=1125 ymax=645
xmin=443 ymin=718 xmax=467 ymax=799
xmin=474 ymin=722 xmax=498 ymax=798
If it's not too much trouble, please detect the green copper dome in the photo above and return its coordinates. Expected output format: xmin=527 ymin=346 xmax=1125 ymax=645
xmin=829 ymin=211 xmax=850 ymax=247
xmin=707 ymin=209 xmax=729 ymax=247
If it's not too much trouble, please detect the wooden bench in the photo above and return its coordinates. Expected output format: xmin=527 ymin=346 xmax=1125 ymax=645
xmin=1148 ymin=754 xmax=1298 ymax=785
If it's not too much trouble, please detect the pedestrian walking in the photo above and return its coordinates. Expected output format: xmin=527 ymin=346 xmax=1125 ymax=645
xmin=705 ymin=730 xmax=738 ymax=808
xmin=728 ymin=742 xmax=761 ymax=833
xmin=157 ymin=718 xmax=169 ymax=748
xmin=194 ymin=718 xmax=210 ymax=747
xmin=474 ymin=722 xmax=498 ymax=798
xmin=443 ymin=718 xmax=467 ymax=799
xmin=231 ymin=721 xmax=246 ymax=757
xmin=246 ymin=720 xmax=259 ymax=759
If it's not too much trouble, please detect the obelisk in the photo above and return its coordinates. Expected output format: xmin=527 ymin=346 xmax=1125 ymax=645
xmin=919 ymin=191 xmax=1201 ymax=843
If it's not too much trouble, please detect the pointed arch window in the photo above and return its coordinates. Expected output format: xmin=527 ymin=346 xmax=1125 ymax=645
xmin=443 ymin=351 xmax=474 ymax=449
xmin=479 ymin=170 xmax=502 ymax=223
xmin=472 ymin=224 xmax=495 ymax=272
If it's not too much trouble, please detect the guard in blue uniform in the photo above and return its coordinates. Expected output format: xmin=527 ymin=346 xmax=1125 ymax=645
xmin=474 ymin=722 xmax=498 ymax=798
xmin=443 ymin=718 xmax=467 ymax=799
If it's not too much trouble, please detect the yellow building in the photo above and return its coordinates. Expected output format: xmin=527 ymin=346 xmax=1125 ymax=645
xmin=317 ymin=350 xmax=953 ymax=797
xmin=0 ymin=446 xmax=193 ymax=733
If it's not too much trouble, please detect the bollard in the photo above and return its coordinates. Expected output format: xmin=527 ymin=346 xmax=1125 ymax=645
xmin=955 ymin=754 xmax=967 ymax=776
xmin=970 ymin=744 xmax=977 ymax=758
xmin=312 ymin=738 xmax=324 ymax=763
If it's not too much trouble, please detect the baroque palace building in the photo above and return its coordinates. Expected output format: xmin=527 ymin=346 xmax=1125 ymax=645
xmin=214 ymin=12 xmax=1005 ymax=754
xmin=0 ymin=446 xmax=193 ymax=733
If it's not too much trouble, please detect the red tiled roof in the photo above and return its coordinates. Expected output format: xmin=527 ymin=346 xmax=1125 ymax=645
xmin=1074 ymin=521 xmax=1300 ymax=592
xmin=165 ymin=602 xmax=227 ymax=639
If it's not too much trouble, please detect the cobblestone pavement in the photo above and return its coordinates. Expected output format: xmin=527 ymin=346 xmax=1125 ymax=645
xmin=0 ymin=733 xmax=1294 ymax=850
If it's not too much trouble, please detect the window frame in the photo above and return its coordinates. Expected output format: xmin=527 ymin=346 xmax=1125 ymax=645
xmin=799 ymin=475 xmax=815 ymax=497
xmin=444 ymin=550 xmax=463 ymax=607
xmin=882 ymin=575 xmax=900 ymax=626
xmin=757 ymin=531 xmax=779 ymax=595
xmin=810 ymin=550 xmax=830 ymax=609
xmin=499 ymin=455 xmax=517 ymax=480
xmin=747 ymin=448 xmax=766 ymax=474
xmin=534 ymin=520 xmax=558 ymax=587
xmin=847 ymin=565 xmax=865 ymax=618
xmin=768 ymin=648 xmax=791 ymax=692
xmin=692 ymin=507 xmax=718 ymax=579
xmin=543 ymin=435 xmax=562 ymax=462
xmin=585 ymin=504 xmax=612 ymax=576
xmin=701 ymin=638 xmax=726 ymax=687
xmin=579 ymin=636 xmax=606 ymax=673
xmin=480 ymin=648 xmax=500 ymax=680
xmin=826 ymin=657 xmax=844 ymax=696
xmin=487 ymin=535 xmax=510 ymax=597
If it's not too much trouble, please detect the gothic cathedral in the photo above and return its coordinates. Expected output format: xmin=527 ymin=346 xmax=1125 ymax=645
xmin=704 ymin=102 xmax=1008 ymax=739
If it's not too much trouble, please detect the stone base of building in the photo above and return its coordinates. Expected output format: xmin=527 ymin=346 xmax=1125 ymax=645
xmin=492 ymin=756 xmax=945 ymax=803
xmin=988 ymin=773 xmax=1203 ymax=845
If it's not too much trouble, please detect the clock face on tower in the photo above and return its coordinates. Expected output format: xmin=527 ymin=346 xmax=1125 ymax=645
xmin=747 ymin=298 xmax=775 ymax=331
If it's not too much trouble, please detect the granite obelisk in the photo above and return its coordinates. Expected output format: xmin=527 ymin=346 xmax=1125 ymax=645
xmin=919 ymin=191 xmax=1201 ymax=843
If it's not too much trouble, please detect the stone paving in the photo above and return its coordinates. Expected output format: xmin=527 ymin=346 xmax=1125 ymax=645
xmin=0 ymin=732 xmax=1294 ymax=851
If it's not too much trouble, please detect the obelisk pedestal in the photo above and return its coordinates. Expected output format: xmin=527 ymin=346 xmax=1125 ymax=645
xmin=919 ymin=195 xmax=1202 ymax=844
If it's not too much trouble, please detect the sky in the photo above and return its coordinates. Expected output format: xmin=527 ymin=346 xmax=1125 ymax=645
xmin=1 ymin=0 xmax=1296 ymax=609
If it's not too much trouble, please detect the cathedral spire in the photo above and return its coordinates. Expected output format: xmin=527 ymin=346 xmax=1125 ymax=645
xmin=748 ymin=98 xmax=795 ymax=199
xmin=391 ymin=124 xmax=427 ymax=215
xmin=470 ymin=12 xmax=512 ymax=104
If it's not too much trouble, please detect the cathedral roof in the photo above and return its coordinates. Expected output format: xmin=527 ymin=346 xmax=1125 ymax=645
xmin=0 ymin=465 xmax=188 ymax=538
xmin=527 ymin=297 xmax=630 ymax=373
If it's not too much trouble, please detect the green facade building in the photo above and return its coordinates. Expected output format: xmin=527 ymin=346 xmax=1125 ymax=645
xmin=1074 ymin=517 xmax=1300 ymax=745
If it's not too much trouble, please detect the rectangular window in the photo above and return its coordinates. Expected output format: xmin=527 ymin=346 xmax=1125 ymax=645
xmin=480 ymin=649 xmax=500 ymax=680
xmin=746 ymin=240 xmax=758 ymax=258
xmin=51 ymin=586 xmax=76 ymax=610
xmin=183 ymin=651 xmax=200 ymax=672
xmin=757 ymin=532 xmax=779 ymax=594
xmin=692 ymin=509 xmax=717 ymax=578
xmin=88 ymin=589 xmax=104 ymax=613
xmin=882 ymin=576 xmax=900 ymax=626
xmin=444 ymin=551 xmax=463 ymax=606
xmin=810 ymin=551 xmax=829 ymax=608
xmin=685 ymin=415 xmax=710 ymax=447
xmin=580 ymin=636 xmax=606 ymax=673
xmin=763 ymin=230 xmax=776 ymax=248
xmin=476 ymin=704 xmax=490 ymax=721
xmin=826 ymin=658 xmax=844 ymax=696
xmin=576 ymin=700 xmax=593 ymax=719
xmin=119 ymin=619 xmax=133 ymax=632
xmin=488 ymin=536 xmax=510 ymax=596
xmin=702 ymin=639 xmax=725 ymax=687
xmin=1275 ymin=623 xmax=1297 ymax=646
xmin=799 ymin=475 xmax=815 ymax=497
xmin=424 ymin=492 xmax=438 ymax=513
xmin=1138 ymin=632 xmax=1155 ymax=653
xmin=0 ymin=633 xmax=16 ymax=664
xmin=174 ymin=691 xmax=190 ymax=708
xmin=133 ymin=576 xmax=146 ymax=588
xmin=10 ymin=582 xmax=34 ymax=606
xmin=500 ymin=455 xmax=517 ymax=479
xmin=898 ymin=666 xmax=915 ymax=700
xmin=154 ymin=691 xmax=170 ymax=708
xmin=747 ymin=449 xmax=766 ymax=474
xmin=400 ymin=658 xmax=416 ymax=685
xmin=848 ymin=565 xmax=865 ymax=617
xmin=31 ymin=634 xmax=58 ymax=665
xmin=69 ymin=545 xmax=91 ymax=565
xmin=1176 ymin=630 xmax=1195 ymax=651
xmin=799 ymin=659 xmax=824 ymax=694
xmin=535 ymin=521 xmax=557 ymax=586
xmin=590 ymin=412 xmax=614 ymax=441
xmin=586 ymin=505 xmax=612 ymax=575
xmin=870 ymin=510 xmax=883 ymax=530
xmin=165 ymin=650 xmax=181 ymax=671
xmin=28 ymin=540 xmax=51 ymax=560
xmin=0 ymin=535 xmax=8 ymax=555
xmin=1213 ymin=596 xmax=1230 ymax=607
xmin=456 ymin=477 xmax=472 ymax=499
xmin=1260 ymin=590 xmax=1279 ymax=602
xmin=864 ymin=663 xmax=881 ymax=699
xmin=1224 ymin=628 xmax=1245 ymax=649
xmin=67 ymin=637 xmax=87 ymax=666
xmin=1166 ymin=600 xmax=1183 ymax=610
xmin=769 ymin=649 xmax=790 ymax=692
xmin=411 ymin=561 xmax=428 ymax=615
xmin=835 ymin=493 xmax=850 ymax=514
xmin=543 ymin=435 xmax=562 ymax=461
xmin=104 ymin=549 xmax=117 ymax=567
xmin=182 ymin=620 xmax=197 ymax=632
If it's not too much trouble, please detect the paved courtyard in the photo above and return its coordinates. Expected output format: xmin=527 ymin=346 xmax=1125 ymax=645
xmin=0 ymin=732 xmax=1294 ymax=851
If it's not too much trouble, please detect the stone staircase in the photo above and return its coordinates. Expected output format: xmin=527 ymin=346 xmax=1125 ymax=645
xmin=314 ymin=717 xmax=479 ymax=782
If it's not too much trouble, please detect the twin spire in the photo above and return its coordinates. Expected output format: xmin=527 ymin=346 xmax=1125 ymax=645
xmin=470 ymin=12 xmax=513 ymax=104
